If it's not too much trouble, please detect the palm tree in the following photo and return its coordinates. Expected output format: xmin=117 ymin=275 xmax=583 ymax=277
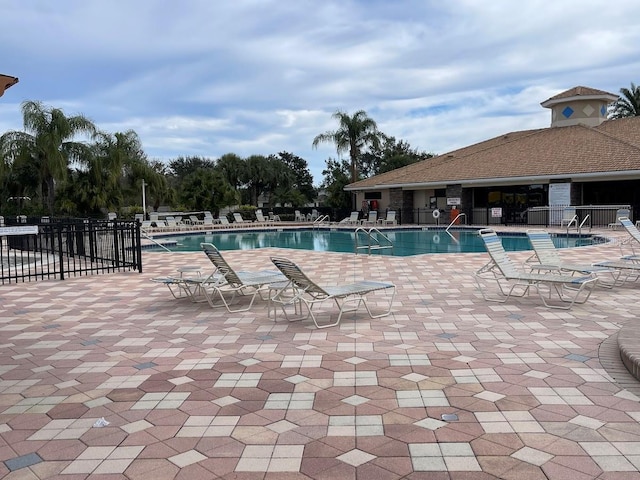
xmin=0 ymin=101 xmax=96 ymax=214
xmin=609 ymin=82 xmax=640 ymax=119
xmin=312 ymin=110 xmax=381 ymax=184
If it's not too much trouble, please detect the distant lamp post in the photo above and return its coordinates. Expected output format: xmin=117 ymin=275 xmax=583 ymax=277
xmin=0 ymin=74 xmax=19 ymax=98
xmin=141 ymin=180 xmax=147 ymax=220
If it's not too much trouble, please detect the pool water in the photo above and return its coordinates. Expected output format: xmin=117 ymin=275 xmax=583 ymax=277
xmin=154 ymin=229 xmax=601 ymax=256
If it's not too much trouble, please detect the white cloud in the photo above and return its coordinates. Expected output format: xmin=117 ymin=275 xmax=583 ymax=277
xmin=1 ymin=0 xmax=639 ymax=182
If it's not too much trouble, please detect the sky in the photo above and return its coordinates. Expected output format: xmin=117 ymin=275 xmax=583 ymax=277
xmin=1 ymin=0 xmax=639 ymax=185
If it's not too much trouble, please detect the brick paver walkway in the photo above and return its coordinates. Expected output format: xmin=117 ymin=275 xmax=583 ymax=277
xmin=1 ymin=228 xmax=640 ymax=479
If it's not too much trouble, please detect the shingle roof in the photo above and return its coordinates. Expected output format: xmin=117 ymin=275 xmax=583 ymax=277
xmin=541 ymin=85 xmax=617 ymax=105
xmin=346 ymin=116 xmax=640 ymax=190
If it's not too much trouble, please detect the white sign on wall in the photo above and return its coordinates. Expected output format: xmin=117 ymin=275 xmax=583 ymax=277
xmin=548 ymin=183 xmax=571 ymax=225
xmin=549 ymin=183 xmax=571 ymax=206
xmin=491 ymin=208 xmax=503 ymax=218
xmin=447 ymin=197 xmax=461 ymax=206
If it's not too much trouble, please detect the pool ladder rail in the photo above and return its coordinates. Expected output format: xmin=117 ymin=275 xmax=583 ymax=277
xmin=312 ymin=215 xmax=331 ymax=228
xmin=354 ymin=227 xmax=394 ymax=255
xmin=566 ymin=214 xmax=591 ymax=236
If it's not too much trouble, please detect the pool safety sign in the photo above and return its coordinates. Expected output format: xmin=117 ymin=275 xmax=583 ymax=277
xmin=491 ymin=208 xmax=502 ymax=218
xmin=0 ymin=226 xmax=38 ymax=235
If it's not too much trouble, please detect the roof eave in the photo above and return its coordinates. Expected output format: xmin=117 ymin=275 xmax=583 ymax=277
xmin=345 ymin=170 xmax=640 ymax=191
xmin=541 ymin=94 xmax=618 ymax=108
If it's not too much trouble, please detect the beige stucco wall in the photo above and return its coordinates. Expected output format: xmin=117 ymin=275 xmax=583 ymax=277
xmin=551 ymin=99 xmax=609 ymax=127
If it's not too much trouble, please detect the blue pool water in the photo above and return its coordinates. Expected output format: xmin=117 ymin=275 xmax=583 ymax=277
xmin=153 ymin=229 xmax=602 ymax=256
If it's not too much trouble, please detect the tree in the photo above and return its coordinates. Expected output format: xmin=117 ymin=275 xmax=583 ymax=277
xmin=360 ymin=134 xmax=433 ymax=177
xmin=312 ymin=110 xmax=381 ymax=184
xmin=216 ymin=153 xmax=245 ymax=190
xmin=609 ymin=82 xmax=640 ymax=119
xmin=179 ymin=168 xmax=238 ymax=214
xmin=270 ymin=151 xmax=316 ymax=204
xmin=242 ymin=155 xmax=272 ymax=206
xmin=0 ymin=101 xmax=96 ymax=214
xmin=168 ymin=156 xmax=215 ymax=182
xmin=320 ymin=158 xmax=352 ymax=210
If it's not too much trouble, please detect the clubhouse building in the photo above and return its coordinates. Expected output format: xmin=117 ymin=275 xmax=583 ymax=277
xmin=345 ymin=86 xmax=640 ymax=226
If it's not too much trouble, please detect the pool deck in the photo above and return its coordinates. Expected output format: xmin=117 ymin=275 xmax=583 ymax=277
xmin=2 ymin=227 xmax=640 ymax=479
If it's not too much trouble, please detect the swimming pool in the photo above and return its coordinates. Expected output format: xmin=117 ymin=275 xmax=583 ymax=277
xmin=152 ymin=229 xmax=603 ymax=256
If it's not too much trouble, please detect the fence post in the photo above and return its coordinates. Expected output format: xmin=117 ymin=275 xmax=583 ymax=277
xmin=56 ymin=224 xmax=65 ymax=280
xmin=135 ymin=221 xmax=143 ymax=273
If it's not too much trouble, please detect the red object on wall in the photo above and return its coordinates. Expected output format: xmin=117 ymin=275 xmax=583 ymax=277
xmin=450 ymin=207 xmax=460 ymax=224
xmin=370 ymin=200 xmax=378 ymax=211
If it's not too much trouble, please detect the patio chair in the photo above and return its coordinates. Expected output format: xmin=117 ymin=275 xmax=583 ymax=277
xmin=525 ymin=229 xmax=619 ymax=288
xmin=609 ymin=208 xmax=631 ymax=229
xmin=233 ymin=212 xmax=247 ymax=224
xmin=294 ymin=210 xmax=304 ymax=222
xmin=380 ymin=210 xmax=396 ymax=225
xmin=559 ymin=207 xmax=577 ymax=228
xmin=475 ymin=229 xmax=598 ymax=309
xmin=192 ymin=243 xmax=285 ymax=312
xmin=270 ymin=256 xmax=396 ymax=329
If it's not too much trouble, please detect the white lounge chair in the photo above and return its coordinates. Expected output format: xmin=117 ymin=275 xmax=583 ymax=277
xmin=151 ymin=266 xmax=214 ymax=301
xmin=255 ymin=209 xmax=272 ymax=225
xmin=526 ymin=229 xmax=618 ymax=288
xmin=233 ymin=212 xmax=247 ymax=225
xmin=340 ymin=211 xmax=360 ymax=225
xmin=475 ymin=228 xmax=598 ymax=309
xmin=618 ymin=217 xmax=640 ymax=258
xmin=363 ymin=211 xmax=377 ymax=226
xmin=189 ymin=215 xmax=203 ymax=226
xmin=380 ymin=211 xmax=396 ymax=225
xmin=270 ymin=256 xmax=396 ymax=329
xmin=192 ymin=243 xmax=285 ymax=312
xmin=608 ymin=208 xmax=631 ymax=229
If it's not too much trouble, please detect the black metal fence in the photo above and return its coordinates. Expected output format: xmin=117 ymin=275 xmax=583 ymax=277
xmin=0 ymin=217 xmax=142 ymax=284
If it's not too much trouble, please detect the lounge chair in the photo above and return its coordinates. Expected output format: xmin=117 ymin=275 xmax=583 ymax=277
xmin=618 ymin=217 xmax=640 ymax=259
xmin=233 ymin=212 xmax=247 ymax=225
xmin=341 ymin=211 xmax=360 ymax=225
xmin=270 ymin=256 xmax=396 ymax=328
xmin=525 ymin=229 xmax=618 ymax=288
xmin=151 ymin=266 xmax=213 ymax=301
xmin=363 ymin=211 xmax=377 ymax=226
xmin=609 ymin=208 xmax=631 ymax=230
xmin=255 ymin=209 xmax=272 ymax=225
xmin=192 ymin=243 xmax=285 ymax=312
xmin=380 ymin=210 xmax=396 ymax=225
xmin=475 ymin=229 xmax=598 ymax=309
xmin=189 ymin=215 xmax=203 ymax=226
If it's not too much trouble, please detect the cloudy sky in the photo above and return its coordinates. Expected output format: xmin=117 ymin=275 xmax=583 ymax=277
xmin=1 ymin=0 xmax=639 ymax=184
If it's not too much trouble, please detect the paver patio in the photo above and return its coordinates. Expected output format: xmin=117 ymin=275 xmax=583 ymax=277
xmin=1 ymin=227 xmax=640 ymax=479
